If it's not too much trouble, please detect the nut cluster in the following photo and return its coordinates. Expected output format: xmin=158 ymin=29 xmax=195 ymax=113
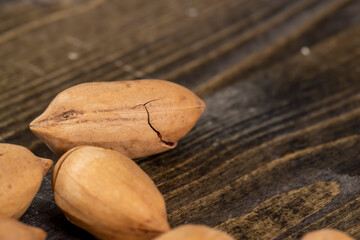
xmin=0 ymin=80 xmax=354 ymax=240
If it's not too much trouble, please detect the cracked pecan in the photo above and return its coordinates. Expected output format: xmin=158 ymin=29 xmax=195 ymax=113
xmin=29 ymin=79 xmax=206 ymax=158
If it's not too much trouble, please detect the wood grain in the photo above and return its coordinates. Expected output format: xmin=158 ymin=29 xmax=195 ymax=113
xmin=218 ymin=181 xmax=341 ymax=239
xmin=0 ymin=0 xmax=359 ymax=239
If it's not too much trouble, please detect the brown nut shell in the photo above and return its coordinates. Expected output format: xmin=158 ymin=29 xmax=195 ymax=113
xmin=301 ymin=229 xmax=355 ymax=240
xmin=30 ymin=80 xmax=206 ymax=158
xmin=0 ymin=144 xmax=53 ymax=219
xmin=52 ymin=146 xmax=170 ymax=240
xmin=0 ymin=216 xmax=46 ymax=240
xmin=154 ymin=225 xmax=235 ymax=240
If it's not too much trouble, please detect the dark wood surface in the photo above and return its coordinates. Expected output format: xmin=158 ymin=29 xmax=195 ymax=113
xmin=1 ymin=0 xmax=360 ymax=239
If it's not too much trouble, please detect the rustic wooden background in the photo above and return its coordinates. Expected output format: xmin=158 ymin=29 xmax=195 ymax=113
xmin=1 ymin=0 xmax=360 ymax=239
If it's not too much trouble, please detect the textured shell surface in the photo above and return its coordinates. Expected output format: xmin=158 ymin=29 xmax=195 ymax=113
xmin=301 ymin=229 xmax=355 ymax=240
xmin=30 ymin=80 xmax=206 ymax=158
xmin=52 ymin=146 xmax=170 ymax=240
xmin=154 ymin=225 xmax=235 ymax=240
xmin=0 ymin=216 xmax=46 ymax=240
xmin=0 ymin=144 xmax=53 ymax=219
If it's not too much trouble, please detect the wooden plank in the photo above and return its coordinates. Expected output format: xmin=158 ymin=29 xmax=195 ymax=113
xmin=284 ymin=197 xmax=360 ymax=239
xmin=192 ymin=0 xmax=353 ymax=97
xmin=0 ymin=0 xmax=359 ymax=239
xmin=1 ymin=0 xmax=359 ymax=145
xmin=16 ymin=22 xmax=360 ymax=239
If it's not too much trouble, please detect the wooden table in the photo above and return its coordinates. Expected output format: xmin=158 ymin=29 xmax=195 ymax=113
xmin=1 ymin=0 xmax=360 ymax=239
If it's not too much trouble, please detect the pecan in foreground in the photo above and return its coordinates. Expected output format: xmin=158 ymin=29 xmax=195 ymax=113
xmin=0 ymin=144 xmax=53 ymax=219
xmin=301 ymin=229 xmax=355 ymax=240
xmin=0 ymin=216 xmax=46 ymax=240
xmin=154 ymin=225 xmax=235 ymax=240
xmin=52 ymin=146 xmax=170 ymax=240
xmin=30 ymin=80 xmax=206 ymax=158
